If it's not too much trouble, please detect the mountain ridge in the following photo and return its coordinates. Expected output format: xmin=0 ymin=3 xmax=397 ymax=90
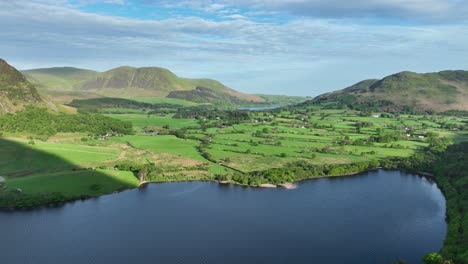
xmin=23 ymin=66 xmax=264 ymax=104
xmin=310 ymin=70 xmax=468 ymax=112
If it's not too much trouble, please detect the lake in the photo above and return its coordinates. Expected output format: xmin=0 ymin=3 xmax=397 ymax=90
xmin=238 ymin=105 xmax=280 ymax=111
xmin=0 ymin=170 xmax=446 ymax=264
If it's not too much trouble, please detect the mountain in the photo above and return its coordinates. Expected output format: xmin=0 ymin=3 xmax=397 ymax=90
xmin=169 ymin=78 xmax=263 ymax=103
xmin=23 ymin=67 xmax=97 ymax=91
xmin=310 ymin=70 xmax=468 ymax=113
xmin=0 ymin=58 xmax=52 ymax=113
xmin=24 ymin=66 xmax=264 ymax=104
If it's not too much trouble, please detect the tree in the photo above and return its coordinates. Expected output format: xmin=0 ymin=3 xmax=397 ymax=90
xmin=422 ymin=253 xmax=449 ymax=264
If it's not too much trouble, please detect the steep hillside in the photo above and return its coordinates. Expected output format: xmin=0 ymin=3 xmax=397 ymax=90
xmin=23 ymin=67 xmax=97 ymax=91
xmin=0 ymin=58 xmax=49 ymax=113
xmin=77 ymin=66 xmax=192 ymax=97
xmin=310 ymin=70 xmax=468 ymax=113
xmin=183 ymin=78 xmax=263 ymax=103
xmin=24 ymin=65 xmax=264 ymax=104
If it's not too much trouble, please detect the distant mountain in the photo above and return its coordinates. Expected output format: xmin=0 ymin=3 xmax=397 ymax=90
xmin=24 ymin=66 xmax=264 ymax=104
xmin=0 ymin=58 xmax=54 ymax=113
xmin=310 ymin=70 xmax=468 ymax=113
xmin=23 ymin=67 xmax=97 ymax=91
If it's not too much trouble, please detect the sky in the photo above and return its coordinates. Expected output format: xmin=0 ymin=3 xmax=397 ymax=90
xmin=1 ymin=0 xmax=468 ymax=96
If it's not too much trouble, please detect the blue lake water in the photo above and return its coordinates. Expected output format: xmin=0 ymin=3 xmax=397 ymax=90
xmin=0 ymin=170 xmax=446 ymax=264
xmin=238 ymin=105 xmax=280 ymax=111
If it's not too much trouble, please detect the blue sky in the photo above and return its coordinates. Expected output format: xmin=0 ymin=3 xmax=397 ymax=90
xmin=1 ymin=0 xmax=468 ymax=96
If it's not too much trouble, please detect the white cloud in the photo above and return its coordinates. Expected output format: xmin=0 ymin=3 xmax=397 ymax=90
xmin=151 ymin=0 xmax=468 ymax=21
xmin=1 ymin=0 xmax=467 ymax=95
xmin=224 ymin=14 xmax=247 ymax=20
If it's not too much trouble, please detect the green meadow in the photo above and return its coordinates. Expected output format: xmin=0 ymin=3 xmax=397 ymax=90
xmin=109 ymin=135 xmax=208 ymax=162
xmin=106 ymin=114 xmax=199 ymax=130
xmin=1 ymin=105 xmax=466 ymax=209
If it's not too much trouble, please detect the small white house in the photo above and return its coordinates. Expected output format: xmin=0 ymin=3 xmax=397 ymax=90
xmin=418 ymin=135 xmax=425 ymax=139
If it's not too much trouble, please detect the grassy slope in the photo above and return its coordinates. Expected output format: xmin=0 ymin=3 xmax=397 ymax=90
xmin=110 ymin=135 xmax=208 ymax=162
xmin=78 ymin=66 xmax=194 ymax=97
xmin=23 ymin=67 xmax=97 ymax=91
xmin=0 ymin=137 xmax=139 ymax=208
xmin=5 ymin=169 xmax=138 ymax=197
xmin=311 ymin=70 xmax=468 ymax=112
xmin=0 ymin=138 xmax=119 ymax=177
xmin=183 ymin=78 xmax=264 ymax=103
xmin=0 ymin=58 xmax=45 ymax=113
xmin=24 ymin=65 xmax=264 ymax=104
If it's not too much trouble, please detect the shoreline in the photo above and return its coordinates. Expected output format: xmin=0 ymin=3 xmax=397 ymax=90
xmin=0 ymin=168 xmax=437 ymax=210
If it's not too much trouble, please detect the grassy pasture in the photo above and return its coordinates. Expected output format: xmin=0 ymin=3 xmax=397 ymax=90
xmin=109 ymin=135 xmax=208 ymax=162
xmin=5 ymin=169 xmax=138 ymax=197
xmin=106 ymin=114 xmax=199 ymax=130
xmin=1 ymin=104 xmax=466 ymax=209
xmin=0 ymin=138 xmax=119 ymax=176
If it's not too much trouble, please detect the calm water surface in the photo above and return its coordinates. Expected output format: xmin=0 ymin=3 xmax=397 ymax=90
xmin=0 ymin=170 xmax=446 ymax=264
xmin=238 ymin=105 xmax=280 ymax=111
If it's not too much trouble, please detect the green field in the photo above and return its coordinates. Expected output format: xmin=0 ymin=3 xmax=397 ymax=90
xmin=106 ymin=114 xmax=199 ymax=130
xmin=5 ymin=169 xmax=138 ymax=196
xmin=1 ymin=106 xmax=467 ymax=209
xmin=0 ymin=138 xmax=119 ymax=177
xmin=109 ymin=135 xmax=208 ymax=162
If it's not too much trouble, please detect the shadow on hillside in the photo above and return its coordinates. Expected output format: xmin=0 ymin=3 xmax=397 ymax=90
xmin=0 ymin=138 xmax=137 ymax=209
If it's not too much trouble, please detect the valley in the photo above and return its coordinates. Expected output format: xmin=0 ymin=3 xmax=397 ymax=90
xmin=1 ymin=58 xmax=467 ymax=263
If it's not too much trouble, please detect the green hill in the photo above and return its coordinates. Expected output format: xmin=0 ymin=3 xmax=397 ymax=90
xmin=310 ymin=70 xmax=468 ymax=113
xmin=0 ymin=58 xmax=51 ymax=113
xmin=77 ymin=66 xmax=192 ymax=97
xmin=23 ymin=67 xmax=97 ymax=91
xmin=24 ymin=66 xmax=264 ymax=105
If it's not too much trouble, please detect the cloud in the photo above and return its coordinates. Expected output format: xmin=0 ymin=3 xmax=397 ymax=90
xmin=1 ymin=0 xmax=467 ymax=95
xmin=224 ymin=14 xmax=247 ymax=20
xmin=150 ymin=0 xmax=468 ymax=21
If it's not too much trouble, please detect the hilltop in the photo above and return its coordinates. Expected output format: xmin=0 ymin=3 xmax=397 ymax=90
xmin=23 ymin=66 xmax=264 ymax=105
xmin=309 ymin=70 xmax=468 ymax=113
xmin=23 ymin=67 xmax=97 ymax=91
xmin=0 ymin=58 xmax=54 ymax=113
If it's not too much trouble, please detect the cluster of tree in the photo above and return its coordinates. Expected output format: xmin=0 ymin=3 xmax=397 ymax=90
xmin=196 ymin=143 xmax=215 ymax=162
xmin=440 ymin=110 xmax=468 ymax=117
xmin=0 ymin=188 xmax=75 ymax=209
xmin=216 ymin=160 xmax=380 ymax=186
xmin=0 ymin=106 xmax=133 ymax=137
xmin=439 ymin=122 xmax=466 ymax=131
xmin=355 ymin=121 xmax=374 ymax=128
xmin=369 ymin=129 xmax=401 ymax=143
xmin=114 ymin=162 xmax=163 ymax=182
